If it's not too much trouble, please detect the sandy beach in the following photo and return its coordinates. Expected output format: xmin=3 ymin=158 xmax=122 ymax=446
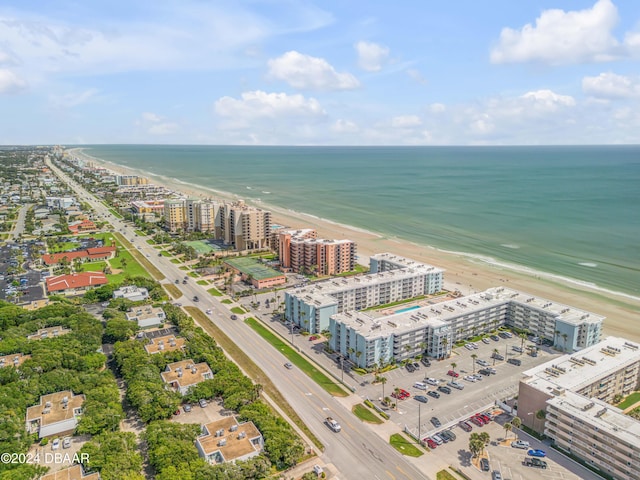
xmin=73 ymin=148 xmax=640 ymax=342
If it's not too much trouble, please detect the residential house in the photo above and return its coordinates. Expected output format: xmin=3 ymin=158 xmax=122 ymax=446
xmin=112 ymin=286 xmax=149 ymax=302
xmin=160 ymin=359 xmax=213 ymax=395
xmin=126 ymin=306 xmax=165 ymax=328
xmin=45 ymin=272 xmax=108 ymax=295
xmin=26 ymin=391 xmax=85 ymax=438
xmin=196 ymin=416 xmax=264 ymax=464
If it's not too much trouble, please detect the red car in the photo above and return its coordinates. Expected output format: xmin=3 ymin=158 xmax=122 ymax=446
xmin=470 ymin=416 xmax=484 ymax=426
xmin=308 ymin=335 xmax=318 ymax=341
xmin=425 ymin=438 xmax=437 ymax=449
xmin=392 ymin=389 xmax=411 ymax=400
xmin=480 ymin=414 xmax=491 ymax=423
xmin=458 ymin=421 xmax=473 ymax=432
xmin=447 ymin=370 xmax=459 ymax=378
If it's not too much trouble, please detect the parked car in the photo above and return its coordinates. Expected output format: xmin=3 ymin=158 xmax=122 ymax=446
xmin=464 ymin=344 xmax=474 ymax=350
xmin=62 ymin=438 xmax=71 ymax=449
xmin=51 ymin=438 xmax=60 ymax=450
xmin=479 ymin=414 xmax=491 ymax=423
xmin=498 ymin=332 xmax=510 ymax=339
xmin=528 ymin=449 xmax=546 ymax=458
xmin=421 ymin=357 xmax=431 ymax=367
xmin=524 ymin=457 xmax=548 ymax=469
xmin=440 ymin=429 xmax=456 ymax=441
xmin=458 ymin=421 xmax=473 ymax=432
xmin=426 ymin=438 xmax=438 ymax=449
xmin=412 ymin=362 xmax=421 ymax=370
xmin=437 ymin=385 xmax=451 ymax=394
xmin=183 ymin=404 xmax=192 ymax=413
xmin=427 ymin=390 xmax=441 ymax=399
xmin=413 ymin=382 xmax=427 ymax=390
xmin=425 ymin=377 xmax=439 ymax=386
xmin=414 ymin=395 xmax=429 ymax=403
xmin=447 ymin=380 xmax=464 ymax=390
xmin=492 ymin=353 xmax=505 ymax=360
xmin=199 ymin=399 xmax=208 ymax=408
xmin=432 ymin=434 xmax=445 ymax=444
xmin=313 ymin=465 xmax=324 ymax=476
xmin=447 ymin=370 xmax=459 ymax=378
xmin=430 ymin=417 xmax=442 ymax=428
xmin=482 ymin=337 xmax=491 ymax=344
xmin=478 ymin=368 xmax=492 ymax=376
xmin=511 ymin=440 xmax=529 ymax=449
xmin=477 ymin=359 xmax=489 ymax=367
xmin=406 ymin=363 xmax=416 ymax=373
xmin=512 ymin=346 xmax=523 ymax=353
xmin=492 ymin=471 xmax=503 ymax=480
xmin=507 ymin=358 xmax=522 ymax=366
xmin=480 ymin=458 xmax=490 ymax=471
xmin=308 ymin=335 xmax=318 ymax=341
xmin=464 ymin=375 xmax=477 ymax=383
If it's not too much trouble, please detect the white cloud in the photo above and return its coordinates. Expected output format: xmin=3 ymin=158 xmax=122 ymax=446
xmin=331 ymin=119 xmax=359 ymax=133
xmin=267 ymin=51 xmax=360 ymax=91
xmin=355 ymin=41 xmax=390 ymax=71
xmin=391 ymin=115 xmax=422 ymax=128
xmin=407 ymin=68 xmax=428 ymax=85
xmin=49 ymin=88 xmax=99 ymax=108
xmin=136 ymin=112 xmax=180 ymax=136
xmin=490 ymin=0 xmax=621 ymax=65
xmin=429 ymin=103 xmax=446 ymax=113
xmin=0 ymin=69 xmax=27 ymax=94
xmin=583 ymin=72 xmax=640 ymax=98
xmin=520 ymin=89 xmax=576 ymax=110
xmin=215 ymin=90 xmax=326 ymax=121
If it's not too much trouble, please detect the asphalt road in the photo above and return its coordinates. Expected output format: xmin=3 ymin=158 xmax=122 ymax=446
xmin=47 ymin=158 xmax=430 ymax=480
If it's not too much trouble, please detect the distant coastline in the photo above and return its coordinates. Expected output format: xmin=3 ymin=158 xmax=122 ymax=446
xmin=70 ymin=146 xmax=640 ymax=342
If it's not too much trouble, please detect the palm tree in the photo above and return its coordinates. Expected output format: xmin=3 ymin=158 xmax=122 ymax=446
xmin=561 ymin=333 xmax=569 ymax=352
xmin=393 ymin=388 xmax=401 ymax=410
xmin=347 ymin=347 xmax=355 ymax=361
xmin=554 ymin=329 xmax=561 ymax=348
xmin=441 ymin=337 xmax=448 ymax=358
xmin=493 ymin=348 xmax=499 ymax=365
xmin=380 ymin=376 xmax=387 ymax=400
xmin=511 ymin=417 xmax=522 ymax=439
xmin=519 ymin=332 xmax=528 ymax=354
xmin=504 ymin=422 xmax=512 ymax=440
xmin=471 ymin=353 xmax=478 ymax=374
xmin=469 ymin=437 xmax=484 ymax=458
xmin=355 ymin=350 xmax=363 ymax=367
xmin=451 ymin=362 xmax=457 ymax=374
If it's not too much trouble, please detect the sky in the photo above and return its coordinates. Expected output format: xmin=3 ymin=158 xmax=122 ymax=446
xmin=1 ymin=0 xmax=640 ymax=145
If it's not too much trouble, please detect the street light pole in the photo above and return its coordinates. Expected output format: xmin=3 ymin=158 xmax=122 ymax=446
xmin=418 ymin=403 xmax=421 ymax=444
xmin=340 ymin=355 xmax=344 ymax=384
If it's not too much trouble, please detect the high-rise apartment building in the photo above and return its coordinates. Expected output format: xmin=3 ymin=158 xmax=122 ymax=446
xmin=221 ymin=201 xmax=271 ymax=251
xmin=164 ymin=199 xmax=187 ymax=232
xmin=278 ymin=229 xmax=357 ymax=275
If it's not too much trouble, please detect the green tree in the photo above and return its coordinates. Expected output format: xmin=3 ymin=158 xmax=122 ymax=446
xmin=511 ymin=416 xmax=522 ymax=439
xmin=503 ymin=422 xmax=512 ymax=439
xmin=471 ymin=354 xmax=478 ymax=374
xmin=451 ymin=362 xmax=457 ymax=374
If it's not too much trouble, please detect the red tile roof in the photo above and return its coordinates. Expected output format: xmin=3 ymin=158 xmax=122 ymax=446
xmin=42 ymin=246 xmax=116 ymax=265
xmin=45 ymin=272 xmax=108 ymax=292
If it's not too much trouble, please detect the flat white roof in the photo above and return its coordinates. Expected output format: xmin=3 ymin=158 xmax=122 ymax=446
xmin=522 ymin=336 xmax=640 ymax=393
xmin=548 ymin=390 xmax=640 ymax=445
xmin=331 ymin=286 xmax=604 ymax=340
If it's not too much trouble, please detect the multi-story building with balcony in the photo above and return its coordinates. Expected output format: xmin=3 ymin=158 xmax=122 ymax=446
xmin=164 ymin=199 xmax=187 ymax=232
xmin=221 ymin=201 xmax=271 ymax=251
xmin=517 ymin=337 xmax=640 ymax=480
xmin=285 ymin=254 xmax=444 ymax=335
xmin=327 ymin=284 xmax=603 ymax=368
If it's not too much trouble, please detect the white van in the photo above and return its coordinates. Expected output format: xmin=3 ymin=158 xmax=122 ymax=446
xmin=413 ymin=382 xmax=427 ymax=390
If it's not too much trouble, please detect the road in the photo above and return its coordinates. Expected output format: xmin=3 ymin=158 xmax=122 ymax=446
xmin=46 ymin=157 xmax=430 ymax=480
xmin=9 ymin=203 xmax=30 ymax=242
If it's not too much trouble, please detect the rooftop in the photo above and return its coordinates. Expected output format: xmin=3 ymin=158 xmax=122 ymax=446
xmin=26 ymin=391 xmax=85 ymax=426
xmin=161 ymin=359 xmax=213 ymax=389
xmin=144 ymin=334 xmax=185 ymax=354
xmin=45 ymin=272 xmax=108 ymax=292
xmin=125 ymin=306 xmax=165 ymax=323
xmin=40 ymin=465 xmax=100 ymax=480
xmin=27 ymin=326 xmax=72 ymax=340
xmin=331 ymin=286 xmax=604 ymax=340
xmin=224 ymin=256 xmax=285 ymax=281
xmin=0 ymin=353 xmax=31 ymax=368
xmin=197 ymin=416 xmax=262 ymax=461
xmin=548 ymin=390 xmax=640 ymax=445
xmin=522 ymin=336 xmax=640 ymax=394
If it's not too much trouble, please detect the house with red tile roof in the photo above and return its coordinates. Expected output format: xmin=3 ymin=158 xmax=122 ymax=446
xmin=42 ymin=246 xmax=116 ymax=266
xmin=68 ymin=218 xmax=97 ymax=234
xmin=45 ymin=272 xmax=108 ymax=295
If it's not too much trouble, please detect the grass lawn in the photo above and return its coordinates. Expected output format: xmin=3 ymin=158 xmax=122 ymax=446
xmin=244 ymin=317 xmax=347 ymax=397
xmin=185 ymin=307 xmax=323 ymax=452
xmin=146 ymin=239 xmax=156 ymax=245
xmin=161 ymin=250 xmax=172 ymax=257
xmin=134 ymin=230 xmax=146 ymax=236
xmin=207 ymin=287 xmax=223 ymax=296
xmin=164 ymin=283 xmax=182 ymax=299
xmin=230 ymin=306 xmax=246 ymax=314
xmin=80 ymin=261 xmax=107 ymax=272
xmin=196 ymin=280 xmax=208 ymax=285
xmin=170 ymin=258 xmax=181 ymax=264
xmin=47 ymin=241 xmax=80 ymax=253
xmin=179 ymin=266 xmax=189 ymax=271
xmin=436 ymin=470 xmax=459 ymax=480
xmin=221 ymin=299 xmax=232 ymax=304
xmin=352 ymin=404 xmax=383 ymax=424
xmin=113 ymin=233 xmax=164 ymax=281
xmin=389 ymin=433 xmax=424 ymax=457
xmin=188 ymin=271 xmax=199 ymax=278
xmin=108 ymin=208 xmax=123 ymax=219
xmin=618 ymin=391 xmax=640 ymax=409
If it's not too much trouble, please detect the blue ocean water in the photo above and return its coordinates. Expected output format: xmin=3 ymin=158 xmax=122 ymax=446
xmin=81 ymin=145 xmax=640 ymax=298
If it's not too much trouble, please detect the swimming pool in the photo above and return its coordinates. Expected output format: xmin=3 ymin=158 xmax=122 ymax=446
xmin=395 ymin=305 xmax=421 ymax=314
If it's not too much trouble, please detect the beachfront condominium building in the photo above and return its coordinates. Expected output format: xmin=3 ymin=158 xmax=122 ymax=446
xmin=516 ymin=337 xmax=640 ymax=480
xmin=328 ymin=285 xmax=604 ymax=368
xmin=285 ymin=254 xmax=444 ymax=334
xmin=116 ymin=175 xmax=148 ymax=186
xmin=221 ymin=201 xmax=271 ymax=251
xmin=278 ymin=228 xmax=317 ymax=270
xmin=164 ymin=199 xmax=187 ymax=232
xmin=131 ymin=200 xmax=165 ymax=220
xmin=278 ymin=229 xmax=357 ymax=275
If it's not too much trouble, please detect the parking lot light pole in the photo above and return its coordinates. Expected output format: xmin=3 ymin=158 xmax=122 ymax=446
xmin=418 ymin=403 xmax=421 ymax=444
xmin=340 ymin=355 xmax=344 ymax=384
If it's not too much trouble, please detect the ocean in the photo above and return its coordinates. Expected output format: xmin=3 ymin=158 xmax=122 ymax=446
xmin=80 ymin=145 xmax=640 ymax=299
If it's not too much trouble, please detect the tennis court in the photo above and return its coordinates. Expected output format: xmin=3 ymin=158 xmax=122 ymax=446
xmin=224 ymin=256 xmax=282 ymax=280
xmin=184 ymin=240 xmax=219 ymax=255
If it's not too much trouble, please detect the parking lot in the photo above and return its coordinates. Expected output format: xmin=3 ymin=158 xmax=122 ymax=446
xmin=0 ymin=243 xmax=46 ymax=304
xmin=357 ymin=334 xmax=562 ymax=439
xmin=422 ymin=414 xmax=589 ymax=480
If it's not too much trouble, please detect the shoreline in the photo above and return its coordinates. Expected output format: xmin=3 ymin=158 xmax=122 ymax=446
xmin=70 ymin=148 xmax=640 ymax=342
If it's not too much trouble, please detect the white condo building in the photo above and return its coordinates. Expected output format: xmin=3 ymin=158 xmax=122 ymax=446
xmin=517 ymin=337 xmax=640 ymax=480
xmin=285 ymin=254 xmax=444 ymax=334
xmin=328 ymin=285 xmax=603 ymax=368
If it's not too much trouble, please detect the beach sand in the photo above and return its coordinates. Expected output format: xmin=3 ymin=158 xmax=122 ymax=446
xmin=73 ymin=148 xmax=640 ymax=342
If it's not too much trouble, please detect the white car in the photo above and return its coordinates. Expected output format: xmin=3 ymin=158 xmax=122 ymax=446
xmin=206 ymin=309 xmax=212 ymax=315
xmin=51 ymin=438 xmax=60 ymax=450
xmin=464 ymin=344 xmax=474 ymax=350
xmin=464 ymin=375 xmax=477 ymax=382
xmin=425 ymin=378 xmax=439 ymax=386
xmin=477 ymin=359 xmax=489 ymax=366
xmin=511 ymin=440 xmax=530 ymax=449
